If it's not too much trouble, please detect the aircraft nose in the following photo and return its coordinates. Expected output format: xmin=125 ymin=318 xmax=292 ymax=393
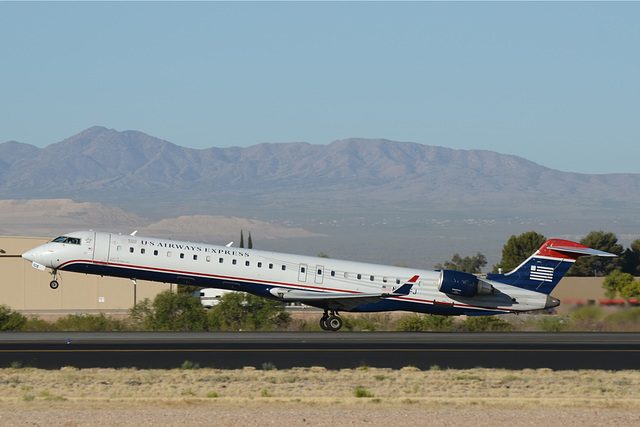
xmin=22 ymin=245 xmax=53 ymax=267
xmin=22 ymin=248 xmax=38 ymax=262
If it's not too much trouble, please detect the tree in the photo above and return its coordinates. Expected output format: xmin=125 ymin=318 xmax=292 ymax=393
xmin=568 ymin=231 xmax=623 ymax=276
xmin=154 ymin=291 xmax=208 ymax=331
xmin=130 ymin=291 xmax=208 ymax=331
xmin=207 ymin=292 xmax=290 ymax=331
xmin=434 ymin=252 xmax=487 ymax=274
xmin=247 ymin=232 xmax=253 ymax=249
xmin=602 ymin=270 xmax=636 ymax=299
xmin=239 ymin=230 xmax=244 ymax=248
xmin=492 ymin=231 xmax=546 ymax=274
xmin=0 ymin=305 xmax=27 ymax=331
xmin=622 ymin=238 xmax=640 ymax=276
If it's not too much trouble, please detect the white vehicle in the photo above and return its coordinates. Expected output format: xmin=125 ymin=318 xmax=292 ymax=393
xmin=22 ymin=230 xmax=615 ymax=331
xmin=195 ymin=288 xmax=234 ymax=308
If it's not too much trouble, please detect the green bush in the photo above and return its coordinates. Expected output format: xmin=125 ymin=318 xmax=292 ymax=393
xmin=342 ymin=314 xmax=391 ymax=331
xmin=354 ymin=386 xmax=374 ymax=398
xmin=395 ymin=314 xmax=455 ymax=331
xmin=570 ymin=305 xmax=605 ymax=322
xmin=395 ymin=314 xmax=426 ymax=331
xmin=422 ymin=314 xmax=455 ymax=331
xmin=460 ymin=315 xmax=512 ymax=332
xmin=180 ymin=360 xmax=200 ymax=370
xmin=206 ymin=292 xmax=290 ymax=331
xmin=0 ymin=305 xmax=27 ymax=331
xmin=22 ymin=316 xmax=54 ymax=331
xmin=130 ymin=291 xmax=208 ymax=331
xmin=53 ymin=313 xmax=130 ymax=331
xmin=605 ymin=308 xmax=640 ymax=331
xmin=536 ymin=315 xmax=568 ymax=332
xmin=152 ymin=291 xmax=207 ymax=331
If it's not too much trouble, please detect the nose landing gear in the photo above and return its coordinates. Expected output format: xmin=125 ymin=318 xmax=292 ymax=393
xmin=319 ymin=309 xmax=343 ymax=331
xmin=49 ymin=269 xmax=59 ymax=290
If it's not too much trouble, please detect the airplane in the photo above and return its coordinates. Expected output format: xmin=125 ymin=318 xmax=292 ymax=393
xmin=21 ymin=230 xmax=616 ymax=331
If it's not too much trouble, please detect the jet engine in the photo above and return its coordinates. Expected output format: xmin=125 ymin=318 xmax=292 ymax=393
xmin=438 ymin=270 xmax=495 ymax=297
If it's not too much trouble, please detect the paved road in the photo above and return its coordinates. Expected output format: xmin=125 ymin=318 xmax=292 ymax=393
xmin=1 ymin=332 xmax=639 ymax=370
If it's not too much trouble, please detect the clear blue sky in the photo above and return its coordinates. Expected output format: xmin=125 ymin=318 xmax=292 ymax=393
xmin=1 ymin=1 xmax=638 ymax=174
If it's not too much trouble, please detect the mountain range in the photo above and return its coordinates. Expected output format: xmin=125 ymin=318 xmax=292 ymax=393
xmin=2 ymin=126 xmax=638 ymax=206
xmin=1 ymin=126 xmax=638 ymax=267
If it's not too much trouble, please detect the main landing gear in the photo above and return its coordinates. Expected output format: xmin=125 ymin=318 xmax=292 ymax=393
xmin=319 ymin=309 xmax=343 ymax=331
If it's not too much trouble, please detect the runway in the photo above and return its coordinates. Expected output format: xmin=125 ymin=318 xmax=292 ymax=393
xmin=1 ymin=332 xmax=639 ymax=370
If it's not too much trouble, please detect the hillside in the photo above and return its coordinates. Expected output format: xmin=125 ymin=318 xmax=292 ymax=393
xmin=2 ymin=126 xmax=638 ymax=210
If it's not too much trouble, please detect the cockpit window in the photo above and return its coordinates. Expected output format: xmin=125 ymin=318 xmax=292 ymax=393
xmin=52 ymin=236 xmax=81 ymax=245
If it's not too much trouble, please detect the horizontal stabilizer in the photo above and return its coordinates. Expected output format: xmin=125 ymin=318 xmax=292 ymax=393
xmin=547 ymin=244 xmax=617 ymax=258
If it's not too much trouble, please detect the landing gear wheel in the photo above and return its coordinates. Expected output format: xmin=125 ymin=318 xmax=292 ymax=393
xmin=49 ymin=280 xmax=59 ymax=290
xmin=319 ymin=316 xmax=330 ymax=331
xmin=319 ymin=309 xmax=342 ymax=331
xmin=326 ymin=315 xmax=343 ymax=331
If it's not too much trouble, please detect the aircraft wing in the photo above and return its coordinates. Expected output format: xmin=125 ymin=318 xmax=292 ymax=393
xmin=269 ymin=275 xmax=418 ymax=311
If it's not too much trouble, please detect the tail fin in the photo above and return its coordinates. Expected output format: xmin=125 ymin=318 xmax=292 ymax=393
xmin=485 ymin=239 xmax=616 ymax=294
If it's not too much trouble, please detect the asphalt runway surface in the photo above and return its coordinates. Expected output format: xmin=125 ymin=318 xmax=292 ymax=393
xmin=1 ymin=332 xmax=639 ymax=370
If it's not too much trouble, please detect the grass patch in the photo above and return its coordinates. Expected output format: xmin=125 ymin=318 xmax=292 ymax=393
xmin=180 ymin=360 xmax=200 ymax=370
xmin=354 ymin=386 xmax=374 ymax=398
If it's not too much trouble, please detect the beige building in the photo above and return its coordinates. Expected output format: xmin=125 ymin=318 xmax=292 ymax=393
xmin=0 ymin=235 xmax=617 ymax=315
xmin=1 ymin=236 xmax=171 ymax=313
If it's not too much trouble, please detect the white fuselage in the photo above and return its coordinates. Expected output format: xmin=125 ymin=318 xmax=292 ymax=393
xmin=22 ymin=230 xmax=552 ymax=315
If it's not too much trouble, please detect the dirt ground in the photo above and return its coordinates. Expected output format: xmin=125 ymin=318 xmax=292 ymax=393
xmin=1 ymin=366 xmax=639 ymax=426
xmin=1 ymin=405 xmax=638 ymax=426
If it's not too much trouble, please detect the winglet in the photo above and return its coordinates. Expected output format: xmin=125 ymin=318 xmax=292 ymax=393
xmin=392 ymin=275 xmax=419 ymax=295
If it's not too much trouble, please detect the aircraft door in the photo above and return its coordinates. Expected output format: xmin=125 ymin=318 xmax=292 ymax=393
xmin=92 ymin=232 xmax=111 ymax=264
xmin=315 ymin=265 xmax=324 ymax=284
xmin=298 ymin=264 xmax=308 ymax=282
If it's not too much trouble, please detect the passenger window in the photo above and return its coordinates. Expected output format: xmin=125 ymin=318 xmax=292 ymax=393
xmin=233 ymin=259 xmax=237 ymax=265
xmin=193 ymin=255 xmax=198 ymax=261
xmin=370 ymin=276 xmax=374 ymax=281
xmin=154 ymin=250 xmax=158 ymax=256
xmin=269 ymin=263 xmax=274 ymax=269
xmin=167 ymin=251 xmax=172 ymax=257
xmin=281 ymin=265 xmax=286 ymax=271
xmin=180 ymin=253 xmax=185 ymax=259
xmin=129 ymin=247 xmax=134 ymax=253
xmin=206 ymin=256 xmax=211 ymax=262
xmin=245 ymin=261 xmax=250 ymax=267
xmin=357 ymin=274 xmax=362 ymax=280
xmin=301 ymin=267 xmax=306 ymax=273
xmin=331 ymin=271 xmax=336 ymax=277
xmin=219 ymin=258 xmax=224 ymax=263
xmin=258 ymin=262 xmax=262 ymax=268
xmin=141 ymin=248 xmax=145 ymax=254
xmin=396 ymin=279 xmax=401 ymax=285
